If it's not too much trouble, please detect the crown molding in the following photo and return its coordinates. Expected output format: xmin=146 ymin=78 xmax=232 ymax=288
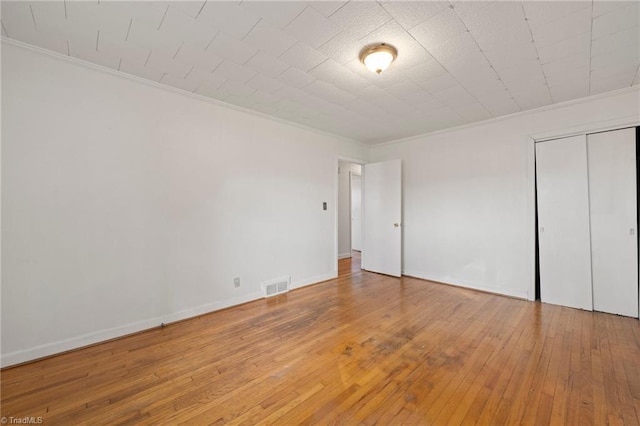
xmin=372 ymin=84 xmax=640 ymax=149
xmin=1 ymin=37 xmax=369 ymax=151
xmin=4 ymin=37 xmax=638 ymax=152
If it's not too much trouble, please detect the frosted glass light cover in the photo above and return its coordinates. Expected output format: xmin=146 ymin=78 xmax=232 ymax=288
xmin=364 ymin=51 xmax=394 ymax=74
xmin=360 ymin=44 xmax=397 ymax=74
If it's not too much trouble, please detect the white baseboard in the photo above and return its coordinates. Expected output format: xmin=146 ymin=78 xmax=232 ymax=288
xmin=292 ymin=272 xmax=337 ymax=290
xmin=1 ymin=269 xmax=346 ymax=368
xmin=402 ymin=270 xmax=529 ymax=300
xmin=1 ymin=317 xmax=161 ymax=368
xmin=159 ymin=291 xmax=264 ymax=325
xmin=338 ymin=252 xmax=352 ymax=259
xmin=0 ymin=290 xmax=262 ymax=368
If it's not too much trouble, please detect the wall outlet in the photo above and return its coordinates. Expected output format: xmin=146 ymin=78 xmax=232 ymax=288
xmin=234 ymin=277 xmax=240 ymax=288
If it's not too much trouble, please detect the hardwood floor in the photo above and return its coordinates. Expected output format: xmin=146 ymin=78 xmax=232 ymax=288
xmin=338 ymin=250 xmax=361 ymax=277
xmin=2 ymin=257 xmax=639 ymax=424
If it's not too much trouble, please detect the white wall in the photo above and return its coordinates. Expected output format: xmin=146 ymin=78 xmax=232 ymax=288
xmin=337 ymin=161 xmax=361 ymax=258
xmin=3 ymin=40 xmax=639 ymax=367
xmin=371 ymin=86 xmax=640 ymax=299
xmin=1 ymin=43 xmax=367 ymax=366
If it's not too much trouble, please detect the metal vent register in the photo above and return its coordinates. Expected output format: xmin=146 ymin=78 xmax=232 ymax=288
xmin=262 ymin=276 xmax=290 ymax=298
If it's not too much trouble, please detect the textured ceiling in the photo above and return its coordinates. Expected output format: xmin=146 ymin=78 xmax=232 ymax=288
xmin=2 ymin=1 xmax=639 ymax=144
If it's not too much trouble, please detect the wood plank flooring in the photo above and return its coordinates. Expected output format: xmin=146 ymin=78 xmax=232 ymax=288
xmin=2 ymin=253 xmax=639 ymax=424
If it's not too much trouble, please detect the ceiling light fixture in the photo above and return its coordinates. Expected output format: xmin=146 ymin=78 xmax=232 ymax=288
xmin=359 ymin=43 xmax=398 ymax=74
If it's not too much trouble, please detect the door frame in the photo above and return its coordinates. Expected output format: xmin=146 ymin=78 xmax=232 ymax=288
xmin=350 ymin=171 xmax=362 ymax=252
xmin=527 ymin=117 xmax=640 ymax=304
xmin=335 ymin=156 xmax=366 ymax=275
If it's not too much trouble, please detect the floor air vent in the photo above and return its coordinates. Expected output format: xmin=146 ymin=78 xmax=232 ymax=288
xmin=263 ymin=276 xmax=291 ymax=298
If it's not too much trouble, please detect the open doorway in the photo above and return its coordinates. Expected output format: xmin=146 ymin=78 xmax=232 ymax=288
xmin=336 ymin=158 xmax=402 ymax=278
xmin=338 ymin=159 xmax=362 ymax=275
xmin=351 ymin=173 xmax=362 ymax=253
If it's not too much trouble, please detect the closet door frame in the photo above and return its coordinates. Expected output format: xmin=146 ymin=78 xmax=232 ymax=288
xmin=527 ymin=117 xmax=640 ymax=316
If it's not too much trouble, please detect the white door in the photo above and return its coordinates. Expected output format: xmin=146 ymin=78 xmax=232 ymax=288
xmin=351 ymin=173 xmax=362 ymax=251
xmin=588 ymin=128 xmax=638 ymax=318
xmin=536 ymin=135 xmax=593 ymax=311
xmin=362 ymin=159 xmax=402 ymax=277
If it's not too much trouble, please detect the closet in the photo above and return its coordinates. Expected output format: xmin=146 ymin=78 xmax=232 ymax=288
xmin=536 ymin=127 xmax=639 ymax=318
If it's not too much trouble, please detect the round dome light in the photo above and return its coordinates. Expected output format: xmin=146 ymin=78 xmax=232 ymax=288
xmin=359 ymin=44 xmax=398 ymax=74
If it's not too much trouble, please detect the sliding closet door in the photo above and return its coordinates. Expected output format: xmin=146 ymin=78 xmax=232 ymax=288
xmin=536 ymin=135 xmax=593 ymax=310
xmin=588 ymin=128 xmax=638 ymax=318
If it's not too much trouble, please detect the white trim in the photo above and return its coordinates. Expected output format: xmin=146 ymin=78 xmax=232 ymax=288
xmin=374 ymin=85 xmax=640 ymax=148
xmin=334 ymin=159 xmax=340 ymax=276
xmin=291 ymin=272 xmax=337 ymax=290
xmin=348 ymin=171 xmax=354 ymax=255
xmin=403 ymin=270 xmax=529 ymax=300
xmin=1 ymin=38 xmax=368 ymax=150
xmin=4 ymin=37 xmax=638 ymax=150
xmin=160 ymin=292 xmax=264 ymax=324
xmin=2 ymin=266 xmax=341 ymax=367
xmin=1 ymin=267 xmax=341 ymax=366
xmin=532 ymin=117 xmax=640 ymax=142
xmin=526 ymin=137 xmax=537 ymax=301
xmin=0 ymin=290 xmax=262 ymax=367
xmin=347 ymin=169 xmax=352 ymax=256
xmin=334 ymin=156 xmax=366 ymax=276
xmin=337 ymin=155 xmax=368 ymax=165
xmin=338 ymin=253 xmax=352 ymax=260
xmin=528 ymin=121 xmax=640 ymax=304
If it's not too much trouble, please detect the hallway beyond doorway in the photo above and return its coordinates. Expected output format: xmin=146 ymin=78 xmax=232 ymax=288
xmin=339 ymin=250 xmax=361 ymax=277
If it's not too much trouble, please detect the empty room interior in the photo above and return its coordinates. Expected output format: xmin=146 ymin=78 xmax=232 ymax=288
xmin=2 ymin=0 xmax=640 ymax=423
